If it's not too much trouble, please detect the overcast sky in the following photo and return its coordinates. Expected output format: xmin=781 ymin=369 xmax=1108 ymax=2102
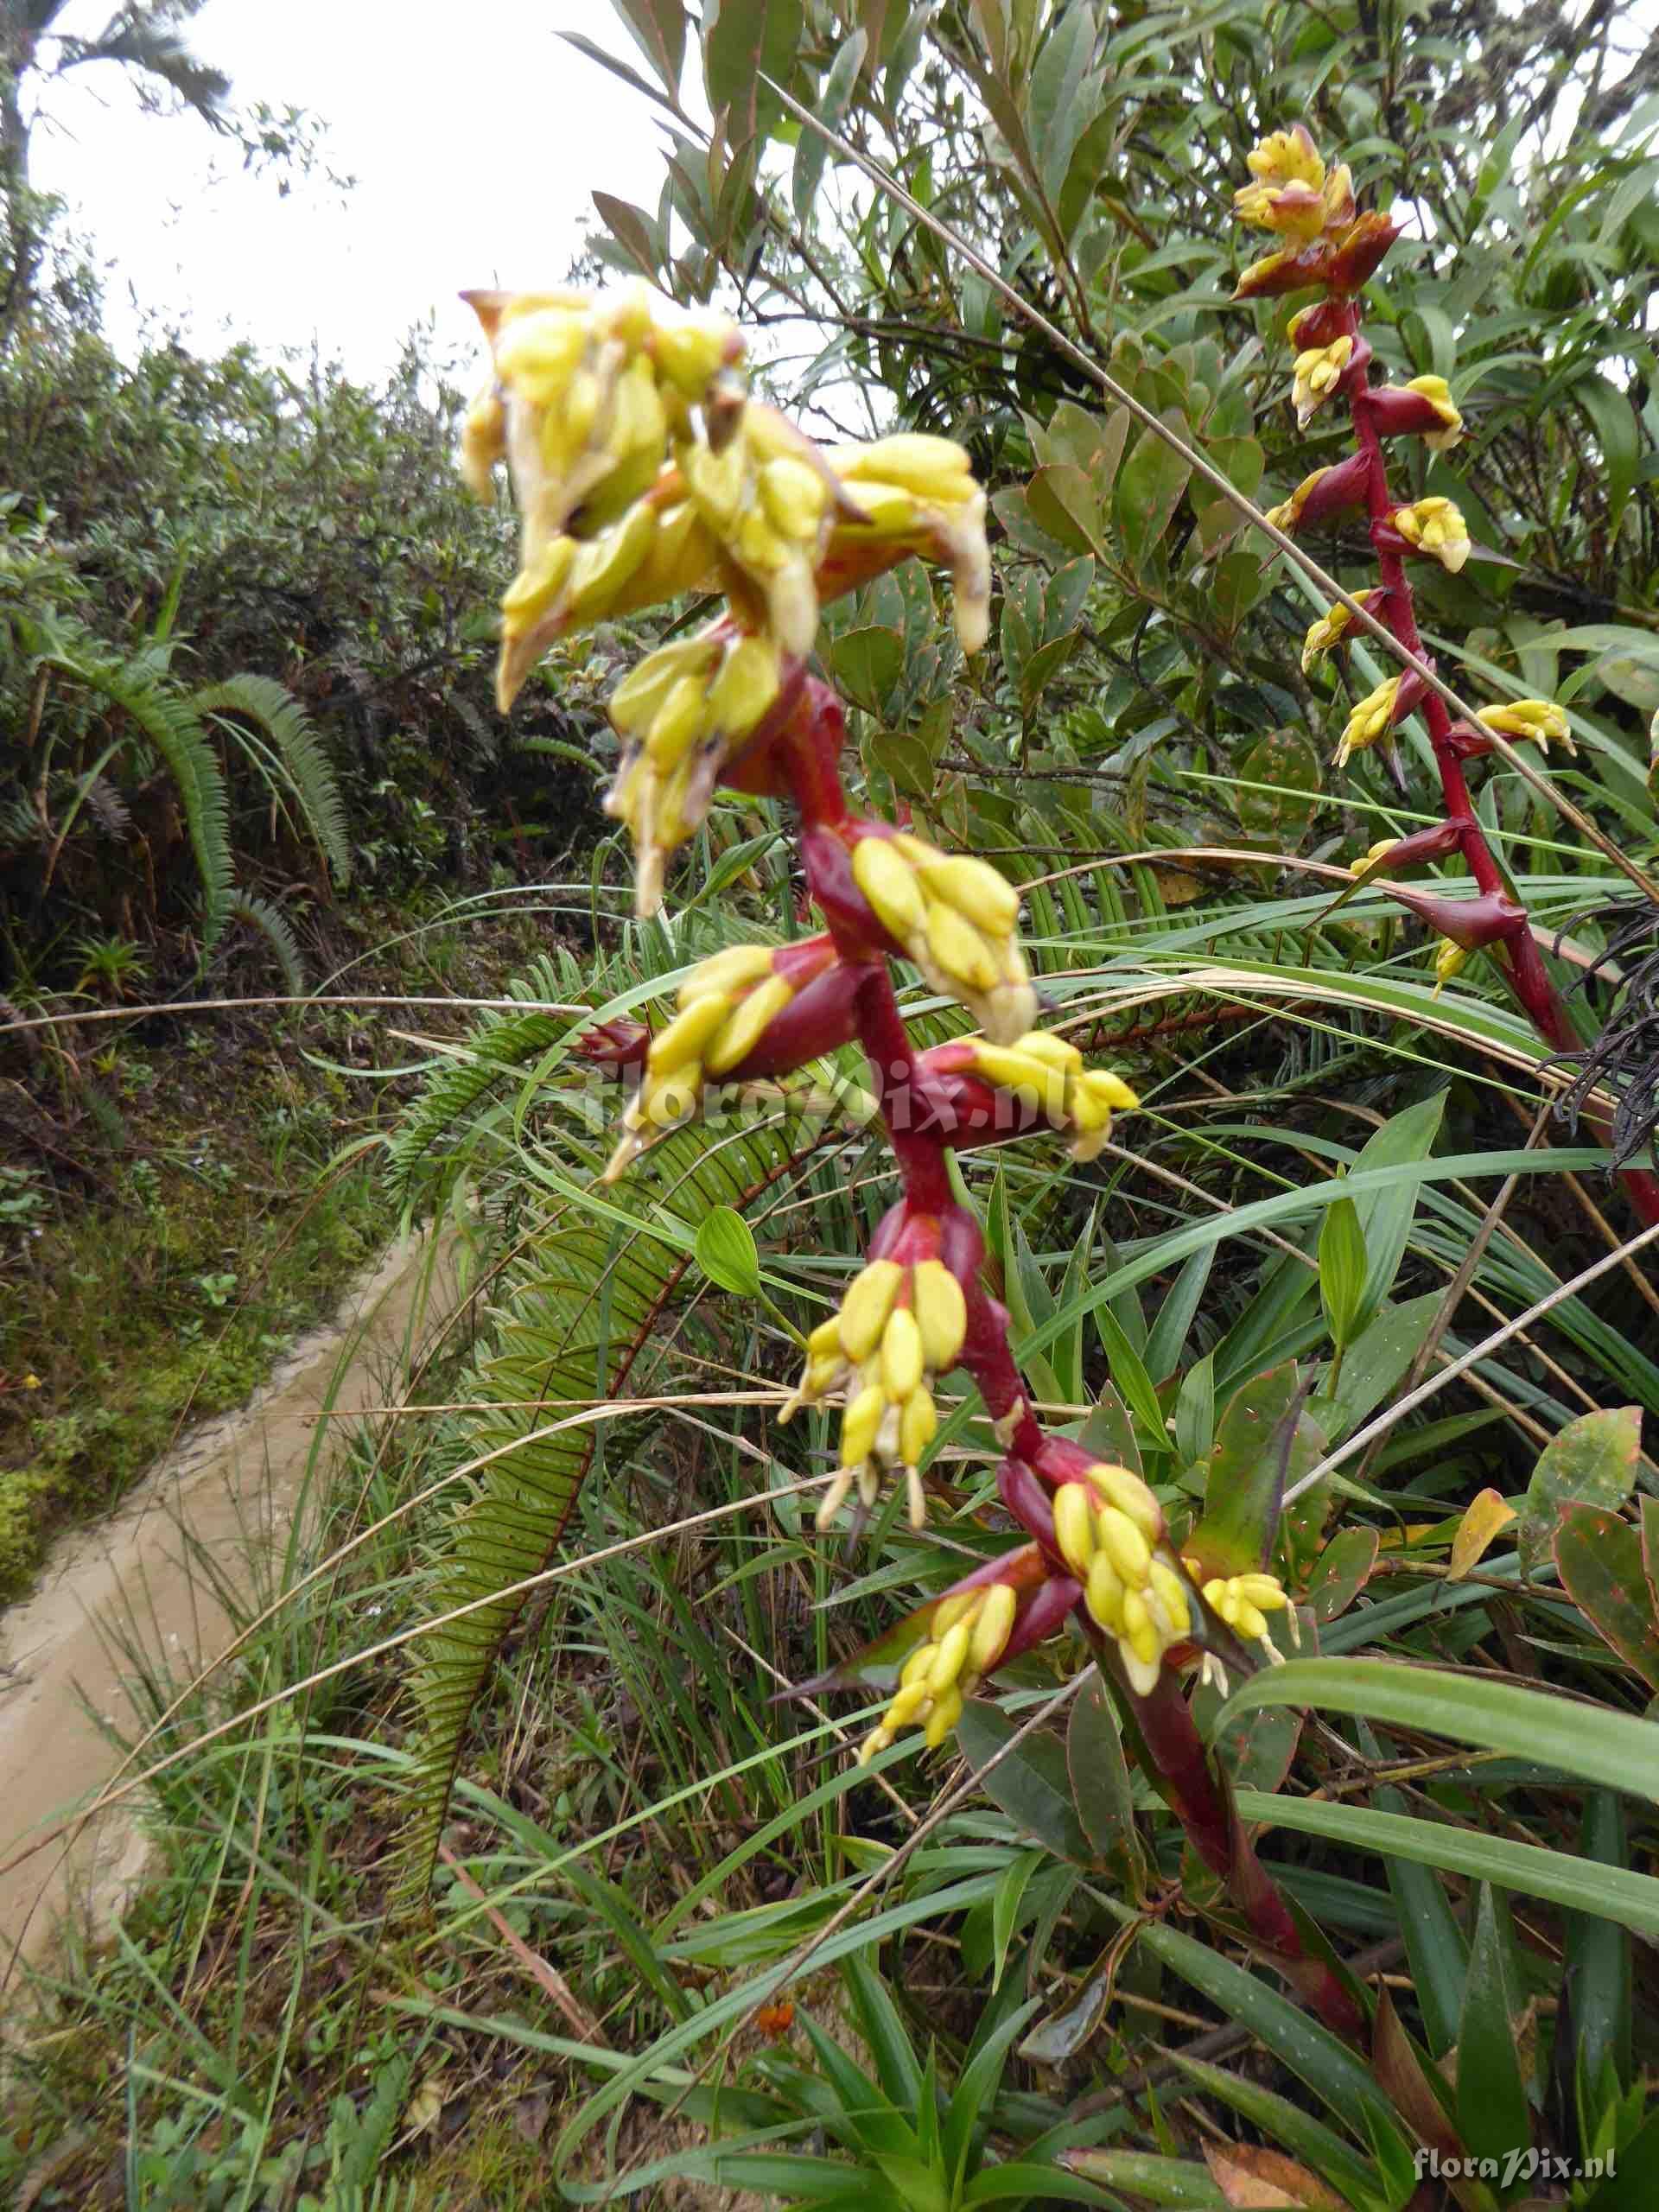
xmin=31 ymin=1 xmax=685 ymax=383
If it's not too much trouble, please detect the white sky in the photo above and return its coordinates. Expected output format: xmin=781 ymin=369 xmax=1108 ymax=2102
xmin=31 ymin=1 xmax=688 ymax=382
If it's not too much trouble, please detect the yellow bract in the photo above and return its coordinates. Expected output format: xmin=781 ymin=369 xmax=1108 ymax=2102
xmin=1300 ymin=589 xmax=1381 ymax=676
xmin=961 ymin=1030 xmax=1139 ymax=1161
xmin=605 ymin=942 xmax=800 ymax=1182
xmin=1051 ymin=1467 xmax=1188 ymax=1694
xmin=784 ymin=1253 xmax=973 ymax=1532
xmin=1336 ymin=677 xmax=1403 ymax=768
xmin=605 ymin=626 xmax=786 ymax=915
xmin=1476 ymin=698 xmax=1573 ymax=753
xmin=1198 ymin=1569 xmax=1293 ymax=1649
xmin=1291 ymin=335 xmax=1353 ymax=428
xmin=858 ymin=1582 xmax=1020 ymax=1763
xmin=1405 ymin=373 xmax=1464 ymax=452
xmin=851 ymin=834 xmax=1035 ymax=1044
xmin=1392 ymin=494 xmax=1471 ymax=574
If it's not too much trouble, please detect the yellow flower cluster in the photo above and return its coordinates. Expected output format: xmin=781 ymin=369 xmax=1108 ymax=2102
xmin=849 ymin=834 xmax=1035 ymax=1043
xmin=605 ymin=628 xmax=785 ymax=915
xmin=1193 ymin=1567 xmax=1293 ymax=1649
xmin=786 ymin=1255 xmax=970 ymax=1529
xmin=959 ymin=1031 xmax=1139 ymax=1161
xmin=823 ymin=435 xmax=992 ymax=656
xmin=1233 ymin=124 xmax=1353 ymax=241
xmin=1352 ymin=836 xmax=1400 ymax=877
xmin=1392 ymin=495 xmax=1471 ymax=573
xmin=1336 ymin=676 xmax=1404 ymax=767
xmin=462 ymin=289 xmax=995 ymax=913
xmin=859 ymin=1583 xmax=1018 ymax=1762
xmin=1301 ymin=588 xmax=1382 ymax=675
xmin=1291 ymin=335 xmax=1353 ymax=428
xmin=461 ymin=286 xmax=737 ymax=710
xmin=1402 ymin=374 xmax=1464 ymax=451
xmin=1052 ymin=1466 xmax=1191 ymax=1694
xmin=1477 ymin=699 xmax=1573 ymax=753
xmin=603 ymin=943 xmax=804 ymax=1183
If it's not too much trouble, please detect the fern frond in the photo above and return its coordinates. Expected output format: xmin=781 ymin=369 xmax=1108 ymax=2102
xmin=194 ymin=672 xmax=353 ymax=887
xmin=35 ymin=626 xmax=234 ymax=948
xmin=402 ymin=1108 xmax=824 ymax=1896
xmin=222 ymin=889 xmax=306 ymax=993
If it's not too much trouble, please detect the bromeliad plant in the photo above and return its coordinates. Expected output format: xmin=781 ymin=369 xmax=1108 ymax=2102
xmin=460 ymin=283 xmax=1363 ymax=2038
xmin=1232 ymin=123 xmax=1659 ymax=1229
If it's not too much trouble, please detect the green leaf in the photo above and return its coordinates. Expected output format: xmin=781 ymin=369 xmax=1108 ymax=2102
xmin=694 ymin=1206 xmax=762 ymax=1298
xmin=1567 ymin=1793 xmax=1633 ymax=2101
xmin=610 ymin=0 xmax=689 ymax=93
xmin=1066 ymin=1674 xmax=1139 ymax=1873
xmin=1025 ymin=463 xmax=1100 ymax=556
xmin=1192 ymin=1363 xmax=1312 ymax=1576
xmin=704 ymin=0 xmax=804 ymax=142
xmin=1574 ymin=372 xmax=1639 ymax=537
xmin=842 ymin=1955 xmax=923 ymax=2111
xmin=1318 ymin=1194 xmax=1368 ymax=1351
xmin=1061 ymin=2149 xmax=1228 ymax=2206
xmin=792 ymin=27 xmax=866 ymax=225
xmin=989 ymin=1850 xmax=1045 ymax=1992
xmin=1220 ymin=1659 xmax=1659 ymax=1806
xmin=957 ymin=1700 xmax=1092 ymax=1863
xmin=1348 ymin=1093 xmax=1446 ymax=1321
xmin=1174 ymin=1353 xmax=1215 ymax=1471
xmin=1325 ymin=1294 xmax=1441 ymax=1440
xmin=1145 ymin=1247 xmax=1215 ymax=1386
xmin=1555 ymin=1504 xmax=1659 ymax=1689
xmin=1114 ymin=415 xmax=1191 ymax=574
xmin=1306 ymin=1526 xmax=1378 ymax=1625
xmin=1519 ymin=1407 xmax=1643 ymax=1570
xmin=1166 ymin=2054 xmax=1381 ymax=2209
xmin=1092 ymin=1303 xmax=1166 ymax=1449
xmin=830 ymin=625 xmax=906 ymax=714
xmin=1456 ymin=1887 xmax=1529 ymax=2168
xmin=1377 ymin=1782 xmax=1466 ymax=2058
xmin=1234 ymin=727 xmax=1323 ymax=846
xmin=1018 ymin=627 xmax=1083 ymax=720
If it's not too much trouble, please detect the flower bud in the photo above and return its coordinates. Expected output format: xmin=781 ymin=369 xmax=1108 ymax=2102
xmin=1300 ymin=588 xmax=1383 ymax=675
xmin=846 ymin=830 xmax=1036 ymax=1044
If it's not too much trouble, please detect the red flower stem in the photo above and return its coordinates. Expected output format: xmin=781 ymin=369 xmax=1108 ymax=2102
xmin=1085 ymin=1624 xmax=1366 ymax=2037
xmin=1339 ymin=324 xmax=1659 ymax=1227
xmin=764 ymin=664 xmax=1364 ymax=2038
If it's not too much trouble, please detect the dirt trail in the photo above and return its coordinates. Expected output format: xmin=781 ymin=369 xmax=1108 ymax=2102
xmin=0 ymin=1230 xmax=460 ymax=1974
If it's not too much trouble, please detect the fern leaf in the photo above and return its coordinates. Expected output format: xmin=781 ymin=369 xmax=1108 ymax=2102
xmin=35 ymin=626 xmax=234 ymax=949
xmin=194 ymin=672 xmax=353 ymax=887
xmin=401 ymin=1109 xmax=824 ymax=1895
xmin=223 ymin=889 xmax=306 ymax=993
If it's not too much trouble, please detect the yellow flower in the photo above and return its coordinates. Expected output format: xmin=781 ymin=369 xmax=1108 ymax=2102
xmin=785 ymin=1253 xmax=970 ymax=1531
xmin=1476 ymin=699 xmax=1574 ymax=753
xmin=859 ymin=1581 xmax=1020 ymax=1762
xmin=1290 ymin=335 xmax=1354 ymax=428
xmin=850 ymin=832 xmax=1036 ymax=1044
xmin=1195 ymin=1568 xmax=1293 ymax=1649
xmin=1432 ymin=938 xmax=1470 ymax=998
xmin=1301 ymin=588 xmax=1382 ymax=676
xmin=1234 ymin=124 xmax=1325 ymax=237
xmin=957 ymin=1031 xmax=1139 ymax=1161
xmin=1406 ymin=374 xmax=1464 ymax=452
xmin=1052 ymin=1466 xmax=1190 ymax=1694
xmin=1351 ymin=837 xmax=1399 ymax=878
xmin=1391 ymin=495 xmax=1471 ymax=574
xmin=1264 ymin=467 xmax=1329 ymax=533
xmin=823 ymin=435 xmax=991 ymax=655
xmin=1336 ymin=677 xmax=1403 ymax=768
xmin=605 ymin=939 xmax=826 ymax=1181
xmin=604 ymin=625 xmax=786 ymax=915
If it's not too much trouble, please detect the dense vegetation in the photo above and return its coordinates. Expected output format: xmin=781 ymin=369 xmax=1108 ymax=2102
xmin=7 ymin=0 xmax=1659 ymax=2207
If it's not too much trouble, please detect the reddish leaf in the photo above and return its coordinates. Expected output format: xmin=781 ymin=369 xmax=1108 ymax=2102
xmin=1555 ymin=1504 xmax=1659 ymax=1691
xmin=1307 ymin=1525 xmax=1379 ymax=1622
